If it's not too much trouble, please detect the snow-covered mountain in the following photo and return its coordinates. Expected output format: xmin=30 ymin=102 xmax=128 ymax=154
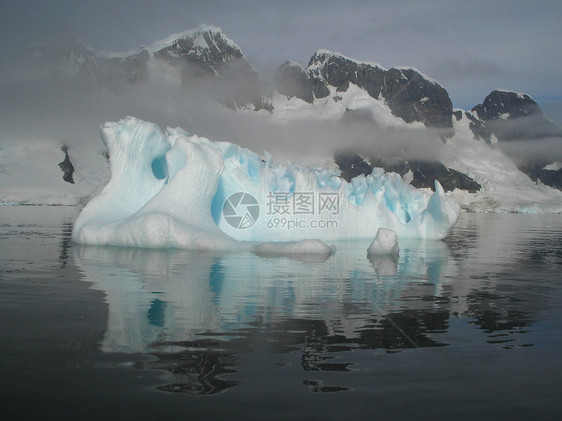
xmin=264 ymin=49 xmax=562 ymax=211
xmin=274 ymin=50 xmax=453 ymax=129
xmin=1 ymin=25 xmax=562 ymax=212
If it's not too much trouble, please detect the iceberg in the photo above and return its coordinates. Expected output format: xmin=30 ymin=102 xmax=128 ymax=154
xmin=254 ymin=239 xmax=335 ymax=261
xmin=71 ymin=117 xmax=460 ymax=249
xmin=367 ymin=228 xmax=400 ymax=256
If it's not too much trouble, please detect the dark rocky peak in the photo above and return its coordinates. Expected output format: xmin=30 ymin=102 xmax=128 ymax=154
xmin=149 ymin=24 xmax=251 ymax=76
xmin=275 ymin=49 xmax=388 ymax=103
xmin=472 ymin=89 xmax=541 ymax=121
xmin=14 ymin=25 xmax=263 ymax=108
xmin=149 ymin=25 xmax=261 ymax=108
xmin=469 ymin=90 xmax=562 ymax=190
xmin=471 ymin=90 xmax=562 ymax=142
xmin=24 ymin=25 xmax=252 ymax=84
xmin=305 ymin=50 xmax=386 ymax=100
xmin=274 ymin=49 xmax=453 ymax=129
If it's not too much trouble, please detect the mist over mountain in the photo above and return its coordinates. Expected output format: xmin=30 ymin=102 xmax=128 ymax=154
xmin=1 ymin=25 xmax=263 ymax=108
xmin=1 ymin=24 xmax=561 ymax=211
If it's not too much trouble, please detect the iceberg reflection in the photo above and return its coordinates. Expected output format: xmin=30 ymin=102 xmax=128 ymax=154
xmin=72 ymin=240 xmax=457 ymax=394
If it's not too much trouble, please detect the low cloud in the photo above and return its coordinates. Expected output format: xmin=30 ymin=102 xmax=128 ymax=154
xmin=499 ymin=138 xmax=562 ymax=166
xmin=1 ymin=45 xmax=560 ymax=175
xmin=0 ymin=65 xmax=453 ymax=170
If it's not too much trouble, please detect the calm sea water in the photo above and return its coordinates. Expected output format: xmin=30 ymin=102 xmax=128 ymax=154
xmin=1 ymin=206 xmax=561 ymax=420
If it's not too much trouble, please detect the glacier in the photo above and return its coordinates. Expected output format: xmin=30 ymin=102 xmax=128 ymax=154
xmin=71 ymin=117 xmax=460 ymax=250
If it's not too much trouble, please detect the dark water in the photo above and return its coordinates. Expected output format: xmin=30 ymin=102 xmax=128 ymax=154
xmin=1 ymin=207 xmax=561 ymax=420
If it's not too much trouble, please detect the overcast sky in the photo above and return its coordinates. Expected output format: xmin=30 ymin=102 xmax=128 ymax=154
xmin=1 ymin=0 xmax=561 ymax=122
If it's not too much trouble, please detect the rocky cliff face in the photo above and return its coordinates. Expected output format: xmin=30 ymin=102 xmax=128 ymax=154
xmin=58 ymin=145 xmax=75 ymax=184
xmin=274 ymin=50 xmax=453 ymax=129
xmin=473 ymin=90 xmax=541 ymax=121
xmin=471 ymin=90 xmax=562 ymax=142
xmin=335 ymin=154 xmax=481 ymax=193
xmin=384 ymin=68 xmax=453 ymax=130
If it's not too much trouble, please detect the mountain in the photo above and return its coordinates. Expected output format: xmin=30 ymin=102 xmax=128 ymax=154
xmin=1 ymin=25 xmax=562 ymax=212
xmin=268 ymin=49 xmax=562 ymax=201
xmin=147 ymin=25 xmax=262 ymax=108
xmin=472 ymin=90 xmax=562 ymax=141
xmin=274 ymin=50 xmax=453 ymax=129
xmin=6 ymin=25 xmax=263 ymax=108
xmin=467 ymin=90 xmax=562 ymax=188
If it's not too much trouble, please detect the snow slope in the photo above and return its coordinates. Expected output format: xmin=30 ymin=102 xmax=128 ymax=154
xmin=443 ymin=112 xmax=562 ymax=213
xmin=0 ymin=138 xmax=108 ymax=206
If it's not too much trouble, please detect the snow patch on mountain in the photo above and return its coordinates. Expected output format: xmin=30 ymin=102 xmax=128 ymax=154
xmin=261 ymin=82 xmax=415 ymax=128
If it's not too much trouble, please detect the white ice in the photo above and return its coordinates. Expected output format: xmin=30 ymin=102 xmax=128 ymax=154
xmin=254 ymin=239 xmax=335 ymax=260
xmin=71 ymin=116 xmax=460 ymax=250
xmin=367 ymin=228 xmax=399 ymax=256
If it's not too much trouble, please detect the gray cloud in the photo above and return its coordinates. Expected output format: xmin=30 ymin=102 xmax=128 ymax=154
xmin=499 ymin=138 xmax=562 ymax=165
xmin=0 ymin=56 xmax=452 ymax=168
